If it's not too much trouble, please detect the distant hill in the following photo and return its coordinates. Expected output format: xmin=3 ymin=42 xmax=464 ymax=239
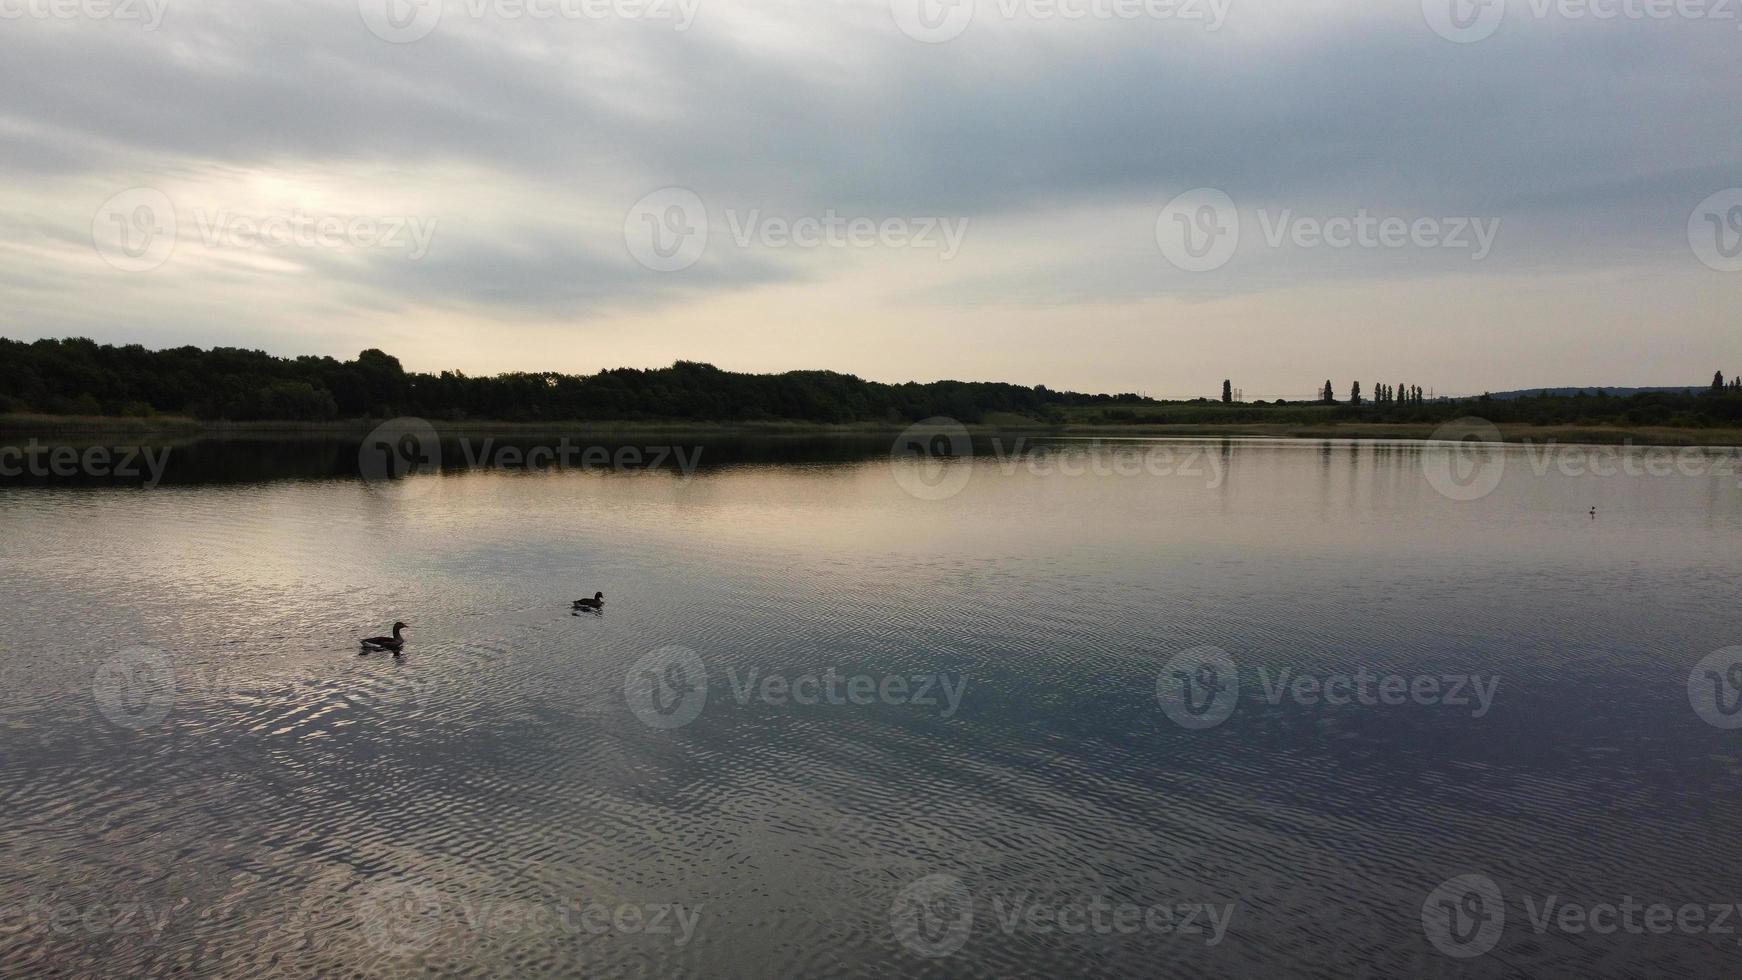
xmin=1480 ymin=386 xmax=1704 ymax=400
xmin=5 ymin=336 xmax=1739 ymax=429
xmin=0 ymin=337 xmax=1157 ymax=424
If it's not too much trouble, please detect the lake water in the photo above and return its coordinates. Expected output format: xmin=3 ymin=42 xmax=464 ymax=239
xmin=2 ymin=433 xmax=1740 ymax=977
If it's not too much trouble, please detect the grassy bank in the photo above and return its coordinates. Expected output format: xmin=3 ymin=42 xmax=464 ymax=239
xmin=0 ymin=414 xmax=915 ymax=437
xmin=9 ymin=413 xmax=1742 ymax=447
xmin=1056 ymin=421 xmax=1742 ymax=446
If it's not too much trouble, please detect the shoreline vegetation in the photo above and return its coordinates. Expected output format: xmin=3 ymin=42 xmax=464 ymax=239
xmin=8 ymin=414 xmax=1742 ymax=448
xmin=4 ymin=337 xmax=1742 ymax=448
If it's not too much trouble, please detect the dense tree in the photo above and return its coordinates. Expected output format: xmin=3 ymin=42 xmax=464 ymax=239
xmin=0 ymin=338 xmax=1154 ymax=424
xmin=1350 ymin=381 xmax=1362 ymax=405
xmin=1222 ymin=379 xmax=1232 ymax=404
xmin=8 ymin=338 xmax=1742 ymax=429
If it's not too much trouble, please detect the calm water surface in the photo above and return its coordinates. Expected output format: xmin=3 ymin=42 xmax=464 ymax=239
xmin=2 ymin=435 xmax=1739 ymax=977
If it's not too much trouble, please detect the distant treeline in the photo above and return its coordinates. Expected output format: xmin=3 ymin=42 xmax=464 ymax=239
xmin=6 ymin=337 xmax=1740 ymax=428
xmin=1403 ymin=386 xmax=1742 ymax=427
xmin=1087 ymin=382 xmax=1742 ymax=428
xmin=0 ymin=338 xmax=1152 ymax=424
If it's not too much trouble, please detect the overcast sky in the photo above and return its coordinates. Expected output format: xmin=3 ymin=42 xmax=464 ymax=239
xmin=2 ymin=0 xmax=1738 ymax=398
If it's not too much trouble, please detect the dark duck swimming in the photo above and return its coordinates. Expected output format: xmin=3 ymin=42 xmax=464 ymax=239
xmin=359 ymin=621 xmax=408 ymax=655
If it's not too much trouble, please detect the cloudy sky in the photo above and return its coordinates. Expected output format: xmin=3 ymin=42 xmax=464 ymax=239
xmin=2 ymin=0 xmax=1738 ymax=398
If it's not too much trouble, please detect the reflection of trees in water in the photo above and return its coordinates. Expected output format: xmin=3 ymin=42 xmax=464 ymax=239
xmin=0 ymin=435 xmax=920 ymax=487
